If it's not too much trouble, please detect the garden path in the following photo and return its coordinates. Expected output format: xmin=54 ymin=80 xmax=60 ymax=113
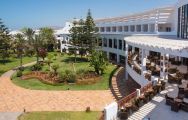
xmin=0 ymin=62 xmax=114 ymax=112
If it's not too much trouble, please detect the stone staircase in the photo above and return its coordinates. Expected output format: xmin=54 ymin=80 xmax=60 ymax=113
xmin=111 ymin=67 xmax=141 ymax=101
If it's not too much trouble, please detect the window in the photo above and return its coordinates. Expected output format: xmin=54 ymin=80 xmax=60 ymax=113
xmin=98 ymin=38 xmax=102 ymax=46
xmin=130 ymin=25 xmax=135 ymax=32
xmin=119 ymin=40 xmax=122 ymax=50
xmin=123 ymin=41 xmax=126 ymax=51
xmin=124 ymin=26 xmax=129 ymax=32
xmin=114 ymin=39 xmax=117 ymax=49
xmin=166 ymin=27 xmax=171 ymax=32
xmin=103 ymin=38 xmax=107 ymax=47
xmin=109 ymin=39 xmax=112 ymax=48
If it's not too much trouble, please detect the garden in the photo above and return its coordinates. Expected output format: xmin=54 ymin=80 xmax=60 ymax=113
xmin=12 ymin=52 xmax=116 ymax=90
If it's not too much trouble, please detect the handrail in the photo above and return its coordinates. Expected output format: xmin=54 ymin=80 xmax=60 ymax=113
xmin=117 ymin=82 xmax=153 ymax=108
xmin=118 ymin=91 xmax=137 ymax=107
xmin=140 ymin=82 xmax=153 ymax=94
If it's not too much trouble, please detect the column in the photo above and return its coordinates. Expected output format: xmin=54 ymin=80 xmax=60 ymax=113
xmin=160 ymin=53 xmax=166 ymax=80
xmin=141 ymin=24 xmax=144 ymax=32
xmin=112 ymin=39 xmax=114 ymax=49
xmin=102 ymin=38 xmax=104 ymax=48
xmin=132 ymin=46 xmax=135 ymax=54
xmin=125 ymin=43 xmax=129 ymax=81
xmin=107 ymin=52 xmax=110 ymax=60
xmin=155 ymin=10 xmax=159 ymax=33
xmin=141 ymin=49 xmax=147 ymax=75
xmin=117 ymin=38 xmax=119 ymax=50
xmin=117 ymin=54 xmax=120 ymax=63
xmin=107 ymin=38 xmax=109 ymax=48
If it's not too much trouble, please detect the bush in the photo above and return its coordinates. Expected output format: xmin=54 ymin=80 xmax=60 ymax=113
xmin=16 ymin=70 xmax=22 ymax=77
xmin=30 ymin=64 xmax=42 ymax=71
xmin=59 ymin=70 xmax=76 ymax=83
xmin=18 ymin=66 xmax=25 ymax=71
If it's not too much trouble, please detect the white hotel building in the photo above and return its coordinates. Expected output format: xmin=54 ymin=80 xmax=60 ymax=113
xmin=92 ymin=0 xmax=188 ymax=87
xmin=57 ymin=0 xmax=188 ymax=88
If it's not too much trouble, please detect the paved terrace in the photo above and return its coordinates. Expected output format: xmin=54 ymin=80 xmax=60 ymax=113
xmin=0 ymin=63 xmax=114 ymax=112
xmin=128 ymin=82 xmax=188 ymax=120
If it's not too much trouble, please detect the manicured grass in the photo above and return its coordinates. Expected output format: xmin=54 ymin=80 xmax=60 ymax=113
xmin=0 ymin=56 xmax=36 ymax=76
xmin=12 ymin=53 xmax=116 ymax=90
xmin=18 ymin=111 xmax=101 ymax=120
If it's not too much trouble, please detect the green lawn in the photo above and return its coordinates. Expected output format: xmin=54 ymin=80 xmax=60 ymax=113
xmin=12 ymin=53 xmax=116 ymax=90
xmin=18 ymin=111 xmax=101 ymax=120
xmin=0 ymin=56 xmax=36 ymax=76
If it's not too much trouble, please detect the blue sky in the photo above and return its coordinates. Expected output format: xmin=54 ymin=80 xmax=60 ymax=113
xmin=0 ymin=0 xmax=177 ymax=30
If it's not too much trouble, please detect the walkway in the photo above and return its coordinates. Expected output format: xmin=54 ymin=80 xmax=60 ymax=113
xmin=128 ymin=83 xmax=188 ymax=120
xmin=0 ymin=62 xmax=114 ymax=112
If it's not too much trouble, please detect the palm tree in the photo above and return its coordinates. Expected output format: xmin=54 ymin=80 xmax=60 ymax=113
xmin=22 ymin=28 xmax=35 ymax=56
xmin=22 ymin=28 xmax=35 ymax=45
xmin=33 ymin=34 xmax=43 ymax=63
xmin=15 ymin=33 xmax=25 ymax=67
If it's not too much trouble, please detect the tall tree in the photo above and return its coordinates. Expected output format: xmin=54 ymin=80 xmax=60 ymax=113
xmin=14 ymin=33 xmax=25 ymax=67
xmin=0 ymin=19 xmax=11 ymax=63
xmin=69 ymin=20 xmax=79 ymax=62
xmin=39 ymin=27 xmax=56 ymax=52
xmin=84 ymin=9 xmax=97 ymax=52
xmin=90 ymin=50 xmax=108 ymax=75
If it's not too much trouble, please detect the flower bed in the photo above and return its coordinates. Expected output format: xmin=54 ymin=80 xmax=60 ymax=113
xmin=21 ymin=71 xmax=61 ymax=85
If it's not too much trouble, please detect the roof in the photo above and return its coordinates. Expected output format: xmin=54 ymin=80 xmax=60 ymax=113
xmin=95 ymin=6 xmax=174 ymax=24
xmin=125 ymin=35 xmax=188 ymax=57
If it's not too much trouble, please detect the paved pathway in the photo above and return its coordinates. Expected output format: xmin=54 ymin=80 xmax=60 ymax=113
xmin=0 ymin=112 xmax=22 ymax=120
xmin=0 ymin=62 xmax=114 ymax=112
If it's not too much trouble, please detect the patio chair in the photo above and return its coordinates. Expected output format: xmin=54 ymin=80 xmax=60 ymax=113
xmin=171 ymin=101 xmax=180 ymax=112
xmin=178 ymin=85 xmax=185 ymax=95
xmin=118 ymin=110 xmax=129 ymax=120
xmin=184 ymin=88 xmax=188 ymax=98
xmin=181 ymin=101 xmax=188 ymax=112
xmin=165 ymin=94 xmax=174 ymax=106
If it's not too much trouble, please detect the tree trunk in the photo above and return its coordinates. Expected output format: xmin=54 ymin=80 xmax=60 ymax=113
xmin=20 ymin=54 xmax=23 ymax=67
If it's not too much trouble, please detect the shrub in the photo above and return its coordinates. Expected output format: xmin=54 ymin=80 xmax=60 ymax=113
xmin=60 ymin=70 xmax=76 ymax=83
xmin=30 ymin=64 xmax=42 ymax=71
xmin=16 ymin=70 xmax=22 ymax=77
xmin=18 ymin=66 xmax=25 ymax=71
xmin=52 ymin=64 xmax=59 ymax=74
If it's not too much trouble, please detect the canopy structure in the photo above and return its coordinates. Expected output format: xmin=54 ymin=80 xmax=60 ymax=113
xmin=125 ymin=35 xmax=188 ymax=57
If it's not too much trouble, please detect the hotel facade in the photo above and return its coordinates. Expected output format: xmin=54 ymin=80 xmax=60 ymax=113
xmin=92 ymin=0 xmax=188 ymax=87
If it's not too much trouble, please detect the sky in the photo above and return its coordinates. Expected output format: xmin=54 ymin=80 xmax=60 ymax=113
xmin=0 ymin=0 xmax=177 ymax=30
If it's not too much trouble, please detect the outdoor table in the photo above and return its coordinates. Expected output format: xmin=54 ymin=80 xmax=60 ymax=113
xmin=167 ymin=92 xmax=177 ymax=99
xmin=179 ymin=85 xmax=185 ymax=89
xmin=183 ymin=98 xmax=188 ymax=104
xmin=174 ymin=98 xmax=182 ymax=104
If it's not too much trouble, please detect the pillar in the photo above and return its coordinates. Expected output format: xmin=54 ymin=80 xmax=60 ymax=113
xmin=107 ymin=52 xmax=110 ymax=60
xmin=141 ymin=49 xmax=147 ymax=75
xmin=117 ymin=54 xmax=120 ymax=63
xmin=117 ymin=38 xmax=119 ymax=50
xmin=132 ymin=46 xmax=135 ymax=54
xmin=125 ymin=43 xmax=129 ymax=81
xmin=160 ymin=53 xmax=166 ymax=80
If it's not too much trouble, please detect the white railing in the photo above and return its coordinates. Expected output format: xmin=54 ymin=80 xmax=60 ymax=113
xmin=126 ymin=64 xmax=148 ymax=87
